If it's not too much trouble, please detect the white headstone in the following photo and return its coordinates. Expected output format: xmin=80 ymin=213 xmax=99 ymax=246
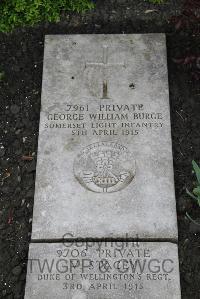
xmin=31 ymin=34 xmax=177 ymax=240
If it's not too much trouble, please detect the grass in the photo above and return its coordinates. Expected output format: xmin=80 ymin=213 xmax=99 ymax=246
xmin=148 ymin=0 xmax=167 ymax=4
xmin=186 ymin=160 xmax=200 ymax=207
xmin=0 ymin=0 xmax=95 ymax=33
xmin=186 ymin=160 xmax=200 ymax=224
xmin=0 ymin=70 xmax=5 ymax=81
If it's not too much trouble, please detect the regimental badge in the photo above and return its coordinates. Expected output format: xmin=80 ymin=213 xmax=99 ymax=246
xmin=74 ymin=142 xmax=136 ymax=193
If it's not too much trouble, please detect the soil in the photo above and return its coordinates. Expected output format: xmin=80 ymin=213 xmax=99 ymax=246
xmin=0 ymin=0 xmax=200 ymax=298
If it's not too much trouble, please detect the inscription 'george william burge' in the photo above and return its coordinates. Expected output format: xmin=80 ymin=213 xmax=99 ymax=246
xmin=44 ymin=103 xmax=164 ymax=136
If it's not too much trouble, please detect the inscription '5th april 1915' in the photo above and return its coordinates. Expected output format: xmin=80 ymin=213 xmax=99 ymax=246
xmin=44 ymin=103 xmax=164 ymax=136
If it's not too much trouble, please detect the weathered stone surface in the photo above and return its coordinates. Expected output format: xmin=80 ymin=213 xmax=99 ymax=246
xmin=24 ymin=242 xmax=181 ymax=299
xmin=32 ymin=34 xmax=177 ymax=240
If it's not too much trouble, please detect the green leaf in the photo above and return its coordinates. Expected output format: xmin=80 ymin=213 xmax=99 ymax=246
xmin=186 ymin=212 xmax=200 ymax=225
xmin=186 ymin=188 xmax=197 ymax=201
xmin=193 ymin=186 xmax=200 ymax=196
xmin=192 ymin=160 xmax=200 ymax=184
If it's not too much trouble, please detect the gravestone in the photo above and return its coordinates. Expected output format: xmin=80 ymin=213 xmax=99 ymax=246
xmin=24 ymin=34 xmax=181 ymax=298
xmin=31 ymin=34 xmax=177 ymax=240
xmin=25 ymin=242 xmax=181 ymax=299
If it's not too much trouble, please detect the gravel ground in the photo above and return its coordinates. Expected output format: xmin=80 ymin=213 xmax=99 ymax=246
xmin=0 ymin=0 xmax=200 ymax=298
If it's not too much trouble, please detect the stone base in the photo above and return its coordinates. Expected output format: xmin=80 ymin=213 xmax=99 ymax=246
xmin=25 ymin=242 xmax=181 ymax=299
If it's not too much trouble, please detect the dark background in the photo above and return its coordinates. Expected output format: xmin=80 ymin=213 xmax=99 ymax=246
xmin=0 ymin=0 xmax=200 ymax=298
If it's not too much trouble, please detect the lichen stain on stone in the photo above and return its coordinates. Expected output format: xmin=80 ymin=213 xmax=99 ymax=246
xmin=72 ymin=290 xmax=87 ymax=299
xmin=64 ymin=139 xmax=79 ymax=151
xmin=144 ymin=52 xmax=151 ymax=61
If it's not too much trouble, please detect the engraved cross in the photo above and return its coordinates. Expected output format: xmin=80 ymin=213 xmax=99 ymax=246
xmin=85 ymin=46 xmax=125 ymax=99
